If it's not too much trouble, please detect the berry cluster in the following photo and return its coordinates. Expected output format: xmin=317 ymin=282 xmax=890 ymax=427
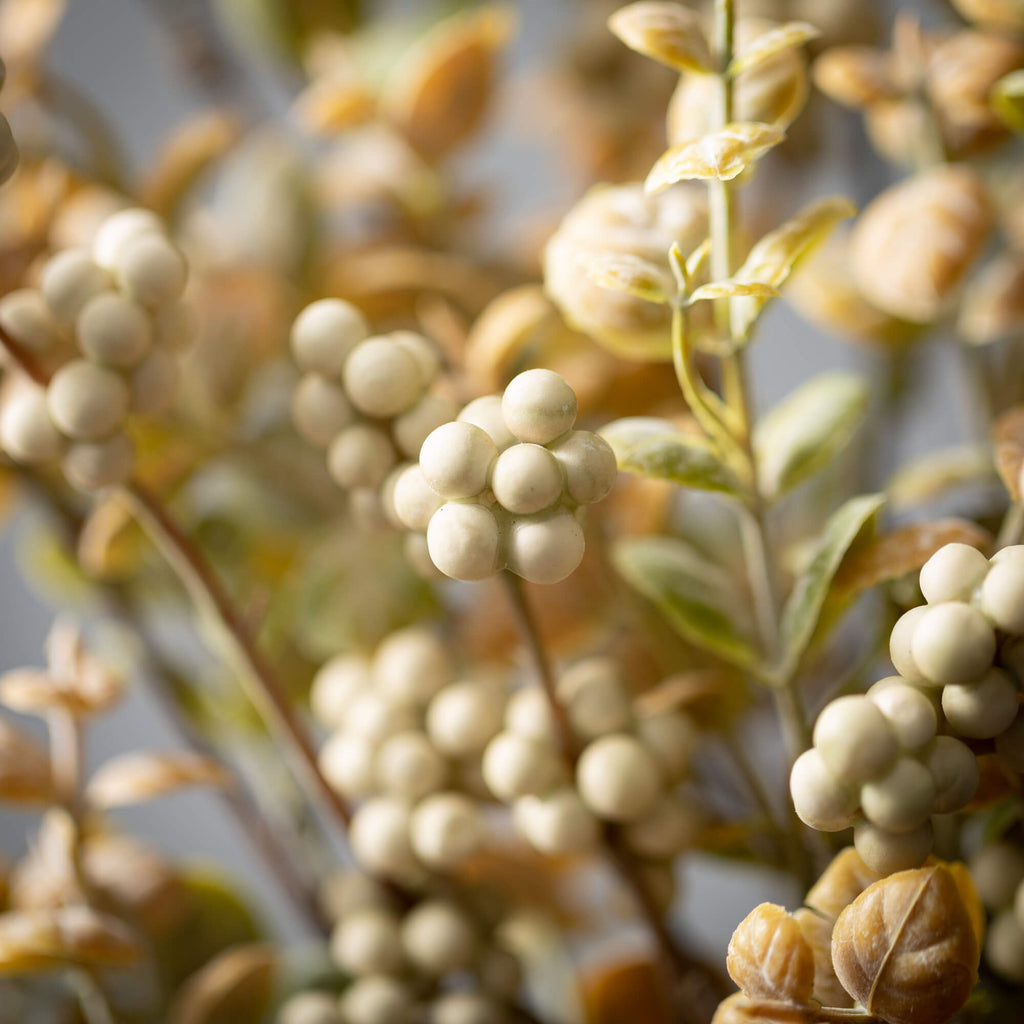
xmin=290 ymin=299 xmax=456 ymax=521
xmin=312 ymin=627 xmax=501 ymax=881
xmin=482 ymin=658 xmax=700 ymax=891
xmin=393 ymin=369 xmax=617 ymax=584
xmin=277 ymin=869 xmax=522 ymax=1024
xmin=792 ymin=541 xmax=1024 ymax=874
xmin=0 ymin=208 xmax=193 ymax=491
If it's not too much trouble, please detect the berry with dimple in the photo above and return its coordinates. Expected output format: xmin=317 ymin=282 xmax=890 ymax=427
xmin=420 ymin=422 xmax=497 ymax=499
xmin=481 ymin=732 xmax=561 ymax=802
xmin=941 ymin=667 xmax=1019 ymax=738
xmin=853 ymin=818 xmax=934 ymax=875
xmin=40 ymin=249 xmax=111 ymax=324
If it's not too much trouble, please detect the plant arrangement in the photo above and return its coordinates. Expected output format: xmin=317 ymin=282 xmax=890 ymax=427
xmin=0 ymin=1 xmax=1024 ymax=1022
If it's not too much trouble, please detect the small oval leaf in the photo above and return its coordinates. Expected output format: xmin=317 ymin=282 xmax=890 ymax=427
xmin=885 ymin=444 xmax=996 ymax=510
xmin=726 ymin=903 xmax=815 ymax=1003
xmin=608 ymin=1 xmax=713 ymax=74
xmin=580 ymin=252 xmax=674 ymax=305
xmin=86 ymin=752 xmax=231 ymax=809
xmin=0 ymin=907 xmax=141 ymax=973
xmin=727 ymin=22 xmax=820 ymax=78
xmin=689 ymin=280 xmax=779 ymax=303
xmin=645 ymin=123 xmax=785 ymax=192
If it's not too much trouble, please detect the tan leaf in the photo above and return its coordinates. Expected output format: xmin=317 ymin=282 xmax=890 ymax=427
xmin=0 ymin=667 xmax=118 ymax=718
xmin=0 ymin=906 xmax=141 ymax=973
xmin=607 ymin=2 xmax=712 ymax=74
xmin=689 ymin=280 xmax=778 ymax=303
xmin=168 ymin=943 xmax=276 ymax=1024
xmin=813 ymin=46 xmax=900 ymax=108
xmin=885 ymin=445 xmax=996 ymax=510
xmin=726 ymin=903 xmax=815 ymax=1003
xmin=727 ymin=22 xmax=820 ymax=78
xmin=645 ymin=123 xmax=785 ymax=192
xmin=832 ymin=519 xmax=992 ymax=598
xmin=792 ymin=907 xmax=852 ymax=1008
xmin=711 ymin=991 xmax=818 ymax=1024
xmin=292 ymin=75 xmax=376 ymax=136
xmin=804 ymin=847 xmax=882 ymax=921
xmin=994 ymin=405 xmax=1024 ymax=502
xmin=86 ymin=752 xmax=231 ymax=810
xmin=581 ymin=251 xmax=675 ymax=304
xmin=831 ymin=865 xmax=980 ymax=1024
xmin=583 ymin=957 xmax=675 ymax=1024
xmin=0 ymin=717 xmax=52 ymax=805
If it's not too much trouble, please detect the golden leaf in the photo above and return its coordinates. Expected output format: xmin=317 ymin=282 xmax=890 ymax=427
xmin=804 ymin=847 xmax=883 ymax=921
xmin=0 ymin=906 xmax=141 ymax=973
xmin=86 ymin=752 xmax=231 ymax=810
xmin=292 ymin=75 xmax=376 ymax=136
xmin=726 ymin=903 xmax=815 ymax=1004
xmin=168 ymin=943 xmax=276 ymax=1024
xmin=792 ymin=908 xmax=852 ymax=1008
xmin=711 ymin=992 xmax=818 ymax=1024
xmin=581 ymin=252 xmax=675 ymax=304
xmin=645 ymin=123 xmax=785 ymax=192
xmin=831 ymin=865 xmax=980 ymax=1024
xmin=689 ymin=280 xmax=778 ymax=303
xmin=813 ymin=46 xmax=900 ymax=108
xmin=583 ymin=957 xmax=675 ymax=1024
xmin=727 ymin=22 xmax=820 ymax=78
xmin=608 ymin=2 xmax=712 ymax=74
xmin=993 ymin=404 xmax=1024 ymax=502
xmin=0 ymin=717 xmax=52 ymax=805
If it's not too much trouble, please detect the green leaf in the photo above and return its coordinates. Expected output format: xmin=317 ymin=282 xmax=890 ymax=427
xmin=780 ymin=493 xmax=885 ymax=677
xmin=992 ymin=70 xmax=1024 ymax=134
xmin=727 ymin=21 xmax=820 ymax=77
xmin=601 ymin=418 xmax=748 ymax=497
xmin=754 ymin=372 xmax=871 ymax=499
xmin=613 ymin=536 xmax=759 ymax=670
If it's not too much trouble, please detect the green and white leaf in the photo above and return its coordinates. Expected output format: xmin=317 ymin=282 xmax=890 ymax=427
xmin=613 ymin=535 xmax=759 ymax=670
xmin=754 ymin=372 xmax=870 ymax=499
xmin=645 ymin=123 xmax=785 ymax=192
xmin=779 ymin=493 xmax=885 ymax=677
xmin=727 ymin=21 xmax=820 ymax=77
xmin=580 ymin=251 xmax=674 ymax=304
xmin=601 ymin=417 xmax=747 ymax=497
xmin=992 ymin=70 xmax=1024 ymax=134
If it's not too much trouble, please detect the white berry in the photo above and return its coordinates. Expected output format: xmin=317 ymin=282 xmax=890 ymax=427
xmin=293 ymin=374 xmax=355 ymax=448
xmin=47 ymin=359 xmax=129 ymax=441
xmin=410 ymin=792 xmax=484 ymax=869
xmin=343 ymin=337 xmax=424 ymax=418
xmin=910 ymin=601 xmax=995 ymax=684
xmin=513 ymin=787 xmax=600 ymax=855
xmin=812 ymin=695 xmax=898 ymax=784
xmin=481 ymin=731 xmax=561 ymax=802
xmin=576 ymin=734 xmax=661 ymax=823
xmin=426 ymin=680 xmax=505 ymax=758
xmin=551 ymin=430 xmax=618 ymax=505
xmin=506 ymin=510 xmax=585 ymax=585
xmin=491 ymin=443 xmax=564 ymax=515
xmin=401 ymin=900 xmax=477 ymax=976
xmin=790 ymin=748 xmax=859 ymax=832
xmin=40 ymin=249 xmax=111 ymax=323
xmin=501 ymin=369 xmax=576 ymax=444
xmin=427 ymin=502 xmax=501 ymax=581
xmin=942 ymin=667 xmax=1019 ymax=738
xmin=292 ymin=299 xmax=368 ymax=376
xmin=77 ymin=292 xmax=151 ymax=368
xmin=419 ymin=421 xmax=496 ymax=499
xmin=918 ymin=542 xmax=988 ymax=604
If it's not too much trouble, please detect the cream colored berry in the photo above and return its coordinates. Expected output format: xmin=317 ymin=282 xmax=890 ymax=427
xmin=812 ymin=695 xmax=898 ymax=784
xmin=151 ymin=299 xmax=198 ymax=352
xmin=506 ymin=510 xmax=585 ymax=585
xmin=63 ymin=433 xmax=134 ymax=492
xmin=555 ymin=658 xmax=632 ymax=741
xmin=491 ymin=443 xmax=564 ymax=515
xmin=635 ymin=710 xmax=698 ymax=783
xmin=349 ymin=798 xmax=420 ymax=882
xmin=293 ymin=374 xmax=355 ymax=448
xmin=40 ymin=249 xmax=111 ymax=324
xmin=860 ymin=757 xmax=936 ymax=833
xmin=419 ymin=421 xmax=496 ymax=499
xmin=92 ymin=208 xmax=164 ymax=269
xmin=389 ymin=464 xmax=444 ymax=532
xmin=0 ymin=380 xmax=63 ymax=462
xmin=426 ymin=679 xmax=504 ymax=758
xmin=985 ymin=909 xmax=1024 ymax=984
xmin=393 ymin=394 xmax=458 ymax=460
xmin=513 ymin=788 xmax=600 ymax=856
xmin=310 ymin=654 xmax=372 ymax=729
xmin=922 ymin=735 xmax=980 ymax=813
xmin=790 ymin=748 xmax=859 ymax=832
xmin=551 ymin=430 xmax=618 ymax=506
xmin=996 ymin=708 xmax=1024 ymax=771
xmin=576 ymin=734 xmax=661 ymax=823
xmin=980 ymin=560 xmax=1024 ymax=635
xmin=409 ymin=791 xmax=484 ymax=869
xmin=292 ymin=299 xmax=368 ymax=376
xmin=373 ymin=626 xmax=452 ymax=706
xmin=130 ymin=348 xmax=179 ymax=417
xmin=320 ymin=870 xmax=398 ymax=921
xmin=330 ymin=907 xmax=405 ymax=976
xmin=375 ymin=732 xmax=447 ymax=800
xmin=918 ymin=542 xmax=989 ymax=604
xmin=426 ymin=502 xmax=501 ymax=581
xmin=328 ymin=424 xmax=397 ymax=489
xmin=343 ymin=338 xmax=424 ymax=419
xmin=319 ymin=732 xmax=377 ymax=800
xmin=867 ymin=681 xmax=938 ymax=751
xmin=481 ymin=732 xmax=561 ymax=802
xmin=458 ymin=395 xmax=515 ymax=450
xmin=391 ymin=331 xmax=440 ymax=385
xmin=77 ymin=292 xmax=151 ymax=368
xmin=621 ymin=794 xmax=701 ymax=858
xmin=942 ymin=667 xmax=1019 ymax=739
xmin=401 ymin=900 xmax=478 ymax=976
xmin=429 ymin=992 xmax=504 ymax=1024
xmin=854 ymin=819 xmax=934 ymax=874
xmin=113 ymin=233 xmax=187 ymax=308
xmin=504 ymin=687 xmax=557 ymax=743
xmin=501 ymin=369 xmax=576 ymax=444
xmin=343 ymin=692 xmax=419 ymax=745
xmin=0 ymin=289 xmax=65 ymax=354
xmin=278 ymin=991 xmax=343 ymax=1024
xmin=889 ymin=605 xmax=930 ymax=681
xmin=47 ymin=359 xmax=129 ymax=441
xmin=969 ymin=843 xmax=1024 ymax=911
xmin=339 ymin=976 xmax=414 ymax=1024
xmin=911 ymin=601 xmax=995 ymax=684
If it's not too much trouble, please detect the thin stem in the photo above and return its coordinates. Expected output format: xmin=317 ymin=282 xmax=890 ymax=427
xmin=67 ymin=969 xmax=116 ymax=1024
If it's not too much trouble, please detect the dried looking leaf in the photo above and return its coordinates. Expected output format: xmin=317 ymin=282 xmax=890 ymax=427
xmin=86 ymin=752 xmax=231 ymax=809
xmin=711 ymin=992 xmax=818 ymax=1023
xmin=831 ymin=865 xmax=980 ymax=1024
xmin=792 ymin=907 xmax=852 ymax=1008
xmin=805 ymin=847 xmax=884 ymax=921
xmin=727 ymin=903 xmax=815 ymax=1003
xmin=645 ymin=123 xmax=785 ymax=192
xmin=813 ymin=46 xmax=900 ymax=108
xmin=581 ymin=252 xmax=674 ymax=304
xmin=727 ymin=22 xmax=821 ymax=78
xmin=993 ymin=405 xmax=1024 ymax=502
xmin=608 ymin=2 xmax=713 ymax=74
xmin=0 ymin=906 xmax=141 ymax=973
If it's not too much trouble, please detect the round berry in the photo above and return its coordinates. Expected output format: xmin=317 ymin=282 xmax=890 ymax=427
xmin=40 ymin=249 xmax=111 ymax=324
xmin=635 ymin=710 xmax=697 ymax=783
xmin=373 ymin=626 xmax=452 ymax=706
xmin=790 ymin=748 xmax=859 ymax=832
xmin=426 ymin=502 xmax=501 ymax=581
xmin=293 ymin=374 xmax=355 ymax=448
xmin=0 ymin=380 xmax=63 ymax=462
xmin=980 ymin=560 xmax=1024 ymax=635
xmin=77 ymin=293 xmax=151 ymax=368
xmin=889 ymin=606 xmax=929 ymax=681
xmin=429 ymin=992 xmax=504 ymax=1024
xmin=922 ymin=735 xmax=980 ymax=813
xmin=911 ymin=601 xmax=995 ymax=685
xmin=330 ymin=907 xmax=405 ymax=976
xmin=375 ymin=731 xmax=447 ymax=800
xmin=310 ymin=654 xmax=372 ymax=729
xmin=292 ymin=299 xmax=368 ymax=376
xmin=506 ymin=510 xmax=585 ymax=585
xmin=320 ymin=870 xmax=398 ymax=921
xmin=621 ymin=794 xmax=701 ymax=858
xmin=0 ymin=289 xmax=64 ymax=354
xmin=458 ymin=396 xmax=516 ymax=450
xmin=969 ymin=843 xmax=1024 ymax=911
xmin=339 ymin=976 xmax=414 ymax=1024
xmin=504 ymin=687 xmax=557 ymax=743
xmin=942 ymin=667 xmax=1019 ymax=738
xmin=391 ymin=331 xmax=441 ymax=384
xmin=419 ymin=421 xmax=496 ymax=499
xmin=63 ymin=433 xmax=134 ymax=491
xmin=328 ymin=424 xmax=396 ymax=489
xmin=343 ymin=338 xmax=424 ymax=419
xmin=393 ymin=394 xmax=458 ymax=460
xmin=867 ymin=681 xmax=937 ymax=751
xmin=918 ymin=542 xmax=988 ymax=604
xmin=114 ymin=233 xmax=187 ymax=308
xmin=491 ymin=443 xmax=564 ymax=515
xmin=986 ymin=909 xmax=1024 ymax=984
xmin=47 ymin=359 xmax=129 ymax=441
xmin=343 ymin=692 xmax=418 ymax=745
xmin=278 ymin=991 xmax=342 ymax=1024
xmin=390 ymin=464 xmax=445 ymax=532
xmin=409 ymin=792 xmax=484 ymax=869
xmin=854 ymin=819 xmax=934 ymax=874
xmin=130 ymin=348 xmax=179 ymax=417
xmin=92 ymin=208 xmax=163 ymax=269
xmin=513 ymin=787 xmax=600 ymax=855
xmin=401 ymin=901 xmax=477 ymax=976
xmin=576 ymin=734 xmax=661 ymax=823
xmin=860 ymin=757 xmax=936 ymax=833
xmin=551 ymin=430 xmax=618 ymax=506
xmin=812 ymin=695 xmax=898 ymax=784
xmin=426 ymin=680 xmax=504 ymax=758
xmin=349 ymin=798 xmax=420 ymax=883
xmin=555 ymin=658 xmax=632 ymax=741
xmin=319 ymin=732 xmax=377 ymax=800
xmin=501 ymin=369 xmax=576 ymax=444
xmin=481 ymin=732 xmax=561 ymax=802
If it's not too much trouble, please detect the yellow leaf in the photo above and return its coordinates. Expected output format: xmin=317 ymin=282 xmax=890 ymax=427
xmin=608 ymin=2 xmax=712 ymax=74
xmin=645 ymin=123 xmax=785 ymax=191
xmin=727 ymin=22 xmax=820 ymax=78
xmin=689 ymin=280 xmax=778 ymax=303
xmin=580 ymin=251 xmax=674 ymax=304
xmin=86 ymin=752 xmax=231 ymax=810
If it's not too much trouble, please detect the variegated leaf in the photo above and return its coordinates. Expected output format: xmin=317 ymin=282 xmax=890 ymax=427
xmin=645 ymin=123 xmax=785 ymax=192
